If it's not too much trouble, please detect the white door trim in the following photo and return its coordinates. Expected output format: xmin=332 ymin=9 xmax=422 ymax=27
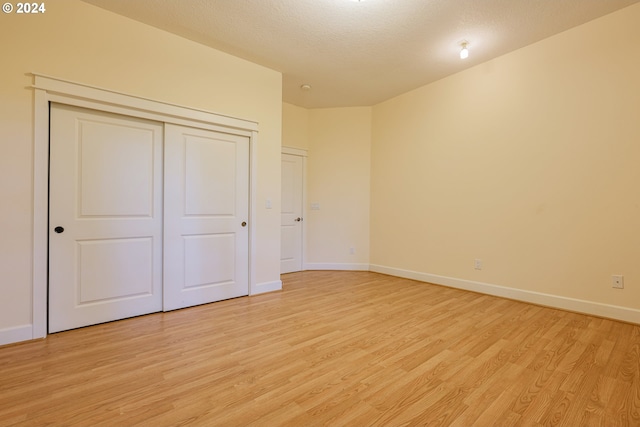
xmin=281 ymin=146 xmax=307 ymax=158
xmin=32 ymin=73 xmax=259 ymax=339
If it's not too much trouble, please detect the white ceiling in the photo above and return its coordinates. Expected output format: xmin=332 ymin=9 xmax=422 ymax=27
xmin=82 ymin=0 xmax=639 ymax=108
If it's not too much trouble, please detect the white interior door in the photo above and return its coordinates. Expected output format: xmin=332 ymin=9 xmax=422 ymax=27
xmin=163 ymin=124 xmax=249 ymax=310
xmin=49 ymin=104 xmax=163 ymax=333
xmin=281 ymin=153 xmax=303 ymax=273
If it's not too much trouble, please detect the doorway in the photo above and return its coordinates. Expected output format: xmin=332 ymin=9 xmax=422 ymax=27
xmin=34 ymin=75 xmax=258 ymax=336
xmin=280 ymin=150 xmax=306 ymax=273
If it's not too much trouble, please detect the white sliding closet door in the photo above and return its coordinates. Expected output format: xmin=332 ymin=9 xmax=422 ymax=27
xmin=163 ymin=124 xmax=250 ymax=311
xmin=49 ymin=104 xmax=163 ymax=333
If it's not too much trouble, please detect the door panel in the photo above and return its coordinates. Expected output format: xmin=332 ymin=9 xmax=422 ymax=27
xmin=281 ymin=153 xmax=303 ymax=273
xmin=163 ymin=124 xmax=249 ymax=310
xmin=49 ymin=104 xmax=163 ymax=333
xmin=77 ymin=238 xmax=154 ymax=302
xmin=78 ymin=121 xmax=155 ymax=217
xmin=185 ymin=136 xmax=237 ymax=215
xmin=184 ymin=234 xmax=235 ymax=288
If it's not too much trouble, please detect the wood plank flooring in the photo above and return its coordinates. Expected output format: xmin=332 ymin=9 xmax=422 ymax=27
xmin=1 ymin=271 xmax=639 ymax=426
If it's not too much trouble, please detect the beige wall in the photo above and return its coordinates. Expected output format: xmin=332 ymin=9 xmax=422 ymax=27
xmin=0 ymin=0 xmax=282 ymax=342
xmin=282 ymin=102 xmax=309 ymax=150
xmin=306 ymin=108 xmax=372 ymax=268
xmin=371 ymin=4 xmax=640 ymax=313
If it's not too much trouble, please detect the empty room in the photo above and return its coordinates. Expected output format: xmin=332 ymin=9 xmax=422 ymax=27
xmin=1 ymin=0 xmax=639 ymax=425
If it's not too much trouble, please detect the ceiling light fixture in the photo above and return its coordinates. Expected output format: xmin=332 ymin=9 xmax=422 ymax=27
xmin=300 ymin=84 xmax=312 ymax=91
xmin=459 ymin=41 xmax=469 ymax=59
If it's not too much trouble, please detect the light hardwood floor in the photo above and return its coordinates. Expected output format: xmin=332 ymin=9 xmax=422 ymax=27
xmin=1 ymin=271 xmax=639 ymax=426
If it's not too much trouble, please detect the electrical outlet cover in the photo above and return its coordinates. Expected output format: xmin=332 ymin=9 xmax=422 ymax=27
xmin=612 ymin=275 xmax=624 ymax=289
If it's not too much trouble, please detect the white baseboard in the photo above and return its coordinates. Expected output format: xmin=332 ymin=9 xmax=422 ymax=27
xmin=0 ymin=324 xmax=33 ymax=347
xmin=370 ymin=264 xmax=640 ymax=325
xmin=304 ymin=262 xmax=370 ymax=271
xmin=252 ymin=279 xmax=282 ymax=295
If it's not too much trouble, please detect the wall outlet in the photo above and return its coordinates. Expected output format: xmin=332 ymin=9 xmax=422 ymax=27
xmin=474 ymin=259 xmax=483 ymax=270
xmin=612 ymin=275 xmax=624 ymax=289
xmin=349 ymin=247 xmax=355 ymax=255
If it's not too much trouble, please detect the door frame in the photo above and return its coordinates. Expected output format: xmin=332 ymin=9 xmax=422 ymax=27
xmin=281 ymin=146 xmax=307 ymax=272
xmin=32 ymin=74 xmax=259 ymax=339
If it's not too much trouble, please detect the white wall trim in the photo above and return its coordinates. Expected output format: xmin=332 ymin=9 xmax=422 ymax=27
xmin=31 ymin=74 xmax=259 ymax=346
xmin=301 ymin=156 xmax=308 ymax=272
xmin=281 ymin=146 xmax=308 ymax=157
xmin=304 ymin=263 xmax=370 ymax=271
xmin=253 ymin=280 xmax=283 ymax=294
xmin=248 ymin=130 xmax=259 ymax=296
xmin=370 ymin=264 xmax=640 ymax=325
xmin=32 ymin=88 xmax=48 ymax=340
xmin=0 ymin=325 xmax=33 ymax=347
xmin=32 ymin=74 xmax=258 ymax=133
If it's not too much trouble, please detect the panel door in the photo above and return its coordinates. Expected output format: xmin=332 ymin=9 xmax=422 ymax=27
xmin=163 ymin=124 xmax=249 ymax=311
xmin=281 ymin=153 xmax=303 ymax=273
xmin=49 ymin=104 xmax=163 ymax=333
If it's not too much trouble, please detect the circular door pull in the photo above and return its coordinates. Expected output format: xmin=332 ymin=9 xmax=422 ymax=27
xmin=54 ymin=226 xmax=64 ymax=234
xmin=241 ymin=221 xmax=247 ymax=227
xmin=295 ymin=217 xmax=302 ymax=222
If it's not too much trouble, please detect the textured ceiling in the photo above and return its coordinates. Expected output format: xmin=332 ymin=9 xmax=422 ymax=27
xmin=82 ymin=0 xmax=639 ymax=108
